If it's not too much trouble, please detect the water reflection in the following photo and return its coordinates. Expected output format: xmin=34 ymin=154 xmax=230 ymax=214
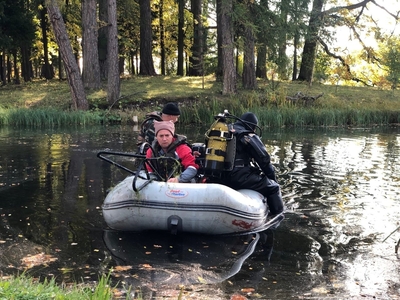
xmin=0 ymin=126 xmax=399 ymax=299
xmin=103 ymin=230 xmax=261 ymax=284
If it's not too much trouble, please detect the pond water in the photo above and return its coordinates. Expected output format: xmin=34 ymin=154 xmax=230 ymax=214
xmin=0 ymin=125 xmax=399 ymax=299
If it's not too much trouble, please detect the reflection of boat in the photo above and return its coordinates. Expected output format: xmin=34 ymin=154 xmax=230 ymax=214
xmin=103 ymin=229 xmax=260 ymax=284
xmin=98 ymin=151 xmax=283 ymax=235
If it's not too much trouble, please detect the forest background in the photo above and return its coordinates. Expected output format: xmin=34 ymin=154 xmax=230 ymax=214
xmin=0 ymin=0 xmax=400 ymax=127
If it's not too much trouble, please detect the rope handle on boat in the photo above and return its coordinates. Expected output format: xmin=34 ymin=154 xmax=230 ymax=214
xmin=219 ymin=212 xmax=285 ymax=237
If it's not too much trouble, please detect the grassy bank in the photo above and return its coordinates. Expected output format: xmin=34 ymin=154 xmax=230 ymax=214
xmin=0 ymin=273 xmax=118 ymax=300
xmin=0 ymin=76 xmax=399 ymax=127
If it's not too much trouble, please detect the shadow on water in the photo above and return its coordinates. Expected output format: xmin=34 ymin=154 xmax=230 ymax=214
xmin=1 ymin=125 xmax=400 ymax=299
xmin=103 ymin=230 xmax=261 ymax=284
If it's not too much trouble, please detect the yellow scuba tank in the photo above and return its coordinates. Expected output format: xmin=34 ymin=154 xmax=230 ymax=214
xmin=204 ymin=111 xmax=232 ymax=176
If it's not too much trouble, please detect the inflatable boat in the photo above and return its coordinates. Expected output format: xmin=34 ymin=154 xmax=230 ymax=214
xmin=98 ymin=151 xmax=282 ymax=235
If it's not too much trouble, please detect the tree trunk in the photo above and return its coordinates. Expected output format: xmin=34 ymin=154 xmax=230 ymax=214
xmin=58 ymin=49 xmax=64 ymax=80
xmin=6 ymin=54 xmax=11 ymax=83
xmin=277 ymin=0 xmax=289 ymax=80
xmin=0 ymin=54 xmax=5 ymax=86
xmin=82 ymin=0 xmax=101 ymax=89
xmin=292 ymin=30 xmax=299 ymax=81
xmin=297 ymin=0 xmax=325 ymax=83
xmin=46 ymin=0 xmax=88 ymax=110
xmin=12 ymin=49 xmax=20 ymax=84
xmin=39 ymin=2 xmax=54 ymax=80
xmin=188 ymin=0 xmax=203 ymax=76
xmin=256 ymin=44 xmax=267 ymax=79
xmin=220 ymin=0 xmax=236 ymax=95
xmin=98 ymin=0 xmax=108 ymax=80
xmin=139 ymin=0 xmax=156 ymax=75
xmin=177 ymin=0 xmax=185 ymax=75
xmin=107 ymin=0 xmax=120 ymax=105
xmin=159 ymin=0 xmax=166 ymax=75
xmin=215 ymin=0 xmax=223 ymax=80
xmin=242 ymin=6 xmax=257 ymax=90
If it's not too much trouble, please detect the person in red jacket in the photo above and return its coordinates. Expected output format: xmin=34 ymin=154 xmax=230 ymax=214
xmin=145 ymin=120 xmax=198 ymax=183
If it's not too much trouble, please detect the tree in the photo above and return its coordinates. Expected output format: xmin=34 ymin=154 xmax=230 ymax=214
xmin=219 ymin=0 xmax=236 ymax=95
xmin=241 ymin=0 xmax=256 ymax=89
xmin=277 ymin=0 xmax=290 ymax=80
xmin=139 ymin=0 xmax=156 ymax=75
xmin=177 ymin=0 xmax=185 ymax=75
xmin=215 ymin=0 xmax=223 ymax=80
xmin=39 ymin=0 xmax=54 ymax=80
xmin=159 ymin=0 xmax=166 ymax=75
xmin=107 ymin=0 xmax=120 ymax=105
xmin=297 ymin=0 xmax=324 ymax=83
xmin=46 ymin=0 xmax=88 ymax=110
xmin=0 ymin=0 xmax=36 ymax=83
xmin=380 ymin=38 xmax=400 ymax=90
xmin=81 ymin=0 xmax=101 ymax=89
xmin=98 ymin=0 xmax=108 ymax=80
xmin=254 ymin=0 xmax=271 ymax=79
xmin=188 ymin=0 xmax=203 ymax=76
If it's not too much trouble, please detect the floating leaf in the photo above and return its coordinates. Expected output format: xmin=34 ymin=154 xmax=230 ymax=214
xmin=197 ymin=276 xmax=207 ymax=284
xmin=230 ymin=293 xmax=248 ymax=300
xmin=140 ymin=264 xmax=152 ymax=269
xmin=240 ymin=288 xmax=254 ymax=293
xmin=21 ymin=253 xmax=57 ymax=269
xmin=114 ymin=265 xmax=132 ymax=272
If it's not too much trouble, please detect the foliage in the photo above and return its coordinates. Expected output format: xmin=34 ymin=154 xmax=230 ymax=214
xmin=379 ymin=37 xmax=400 ymax=90
xmin=314 ymin=50 xmax=333 ymax=83
xmin=0 ymin=0 xmax=36 ymax=49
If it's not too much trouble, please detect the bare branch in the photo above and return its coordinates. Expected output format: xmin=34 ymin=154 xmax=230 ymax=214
xmin=369 ymin=0 xmax=400 ymax=20
xmin=322 ymin=0 xmax=372 ymax=16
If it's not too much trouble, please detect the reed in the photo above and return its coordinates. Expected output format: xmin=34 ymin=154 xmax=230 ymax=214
xmin=0 ymin=107 xmax=106 ymax=127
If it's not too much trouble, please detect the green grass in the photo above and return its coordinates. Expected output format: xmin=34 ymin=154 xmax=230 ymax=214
xmin=0 ymin=272 xmax=118 ymax=300
xmin=0 ymin=75 xmax=399 ymax=127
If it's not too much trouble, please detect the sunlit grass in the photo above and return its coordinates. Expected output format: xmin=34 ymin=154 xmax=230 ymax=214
xmin=0 ymin=76 xmax=399 ymax=127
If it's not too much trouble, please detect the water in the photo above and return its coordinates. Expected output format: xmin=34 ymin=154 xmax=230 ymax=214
xmin=0 ymin=125 xmax=399 ymax=299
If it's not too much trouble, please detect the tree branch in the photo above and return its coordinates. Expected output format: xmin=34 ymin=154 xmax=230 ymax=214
xmin=318 ymin=37 xmax=372 ymax=86
xmin=322 ymin=0 xmax=373 ymax=16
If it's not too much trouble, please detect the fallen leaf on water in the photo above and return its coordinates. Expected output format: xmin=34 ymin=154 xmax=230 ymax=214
xmin=230 ymin=293 xmax=248 ymax=300
xmin=197 ymin=276 xmax=207 ymax=284
xmin=240 ymin=288 xmax=255 ymax=293
xmin=21 ymin=253 xmax=57 ymax=269
xmin=140 ymin=264 xmax=152 ymax=269
xmin=114 ymin=265 xmax=132 ymax=272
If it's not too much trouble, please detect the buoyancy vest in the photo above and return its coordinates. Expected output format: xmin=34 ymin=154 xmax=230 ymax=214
xmin=149 ymin=134 xmax=188 ymax=180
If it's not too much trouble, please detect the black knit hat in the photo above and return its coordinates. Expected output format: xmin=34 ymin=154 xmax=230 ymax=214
xmin=240 ymin=112 xmax=258 ymax=130
xmin=162 ymin=102 xmax=180 ymax=116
